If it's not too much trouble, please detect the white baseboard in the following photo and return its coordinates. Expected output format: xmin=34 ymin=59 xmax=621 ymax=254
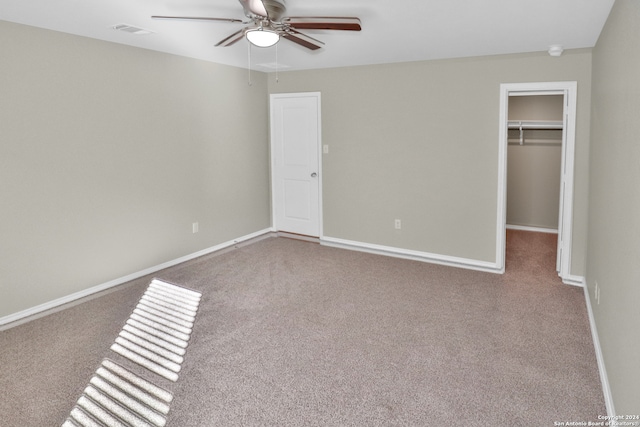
xmin=582 ymin=280 xmax=616 ymax=418
xmin=562 ymin=274 xmax=586 ymax=287
xmin=506 ymin=224 xmax=559 ymax=234
xmin=321 ymin=236 xmax=501 ymax=274
xmin=0 ymin=228 xmax=273 ymax=330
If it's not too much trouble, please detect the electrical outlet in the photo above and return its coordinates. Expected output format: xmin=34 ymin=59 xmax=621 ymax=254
xmin=394 ymin=219 xmax=402 ymax=229
xmin=323 ymin=145 xmax=329 ymax=154
xmin=192 ymin=222 xmax=199 ymax=234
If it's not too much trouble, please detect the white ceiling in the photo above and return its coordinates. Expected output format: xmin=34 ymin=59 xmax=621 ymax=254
xmin=0 ymin=0 xmax=615 ymax=72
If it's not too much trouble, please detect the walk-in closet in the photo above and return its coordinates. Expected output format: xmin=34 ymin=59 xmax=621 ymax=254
xmin=507 ymin=95 xmax=564 ymax=232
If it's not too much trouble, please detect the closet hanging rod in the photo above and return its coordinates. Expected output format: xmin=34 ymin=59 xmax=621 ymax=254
xmin=507 ymin=120 xmax=563 ymax=130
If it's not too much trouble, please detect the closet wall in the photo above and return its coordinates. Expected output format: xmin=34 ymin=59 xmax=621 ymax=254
xmin=507 ymin=95 xmax=564 ymax=230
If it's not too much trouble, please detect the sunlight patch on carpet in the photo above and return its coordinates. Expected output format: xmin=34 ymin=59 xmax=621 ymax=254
xmin=62 ymin=279 xmax=201 ymax=427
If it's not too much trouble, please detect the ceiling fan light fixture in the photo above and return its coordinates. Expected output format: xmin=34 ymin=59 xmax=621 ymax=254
xmin=245 ymin=28 xmax=280 ymax=47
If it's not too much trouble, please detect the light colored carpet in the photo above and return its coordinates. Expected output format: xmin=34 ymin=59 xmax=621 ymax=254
xmin=0 ymin=231 xmax=605 ymax=426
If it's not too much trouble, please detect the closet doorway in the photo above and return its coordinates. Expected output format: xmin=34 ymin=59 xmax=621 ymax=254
xmin=496 ymin=82 xmax=578 ymax=284
xmin=507 ymin=95 xmax=563 ymax=232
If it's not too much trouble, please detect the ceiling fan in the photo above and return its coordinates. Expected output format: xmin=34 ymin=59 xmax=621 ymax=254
xmin=152 ymin=0 xmax=361 ymax=50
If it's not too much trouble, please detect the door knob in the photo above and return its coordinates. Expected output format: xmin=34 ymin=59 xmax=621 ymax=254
xmin=311 ymin=172 xmax=318 ymax=178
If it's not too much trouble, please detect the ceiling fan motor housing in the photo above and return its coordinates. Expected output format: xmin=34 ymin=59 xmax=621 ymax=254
xmin=260 ymin=0 xmax=287 ymax=22
xmin=239 ymin=0 xmax=286 ymax=22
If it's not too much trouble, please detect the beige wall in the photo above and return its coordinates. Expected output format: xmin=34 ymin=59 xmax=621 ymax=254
xmin=268 ymin=51 xmax=591 ymax=272
xmin=507 ymin=96 xmax=563 ymax=229
xmin=588 ymin=0 xmax=640 ymax=413
xmin=0 ymin=21 xmax=271 ymax=319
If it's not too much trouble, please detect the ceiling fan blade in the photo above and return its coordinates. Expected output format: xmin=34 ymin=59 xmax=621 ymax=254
xmin=151 ymin=15 xmax=244 ymax=23
xmin=283 ymin=17 xmax=361 ymax=31
xmin=283 ymin=30 xmax=325 ymax=51
xmin=215 ymin=28 xmax=247 ymax=47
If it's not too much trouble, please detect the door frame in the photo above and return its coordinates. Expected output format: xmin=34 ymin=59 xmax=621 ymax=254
xmin=269 ymin=91 xmax=323 ymax=238
xmin=496 ymin=81 xmax=577 ymax=283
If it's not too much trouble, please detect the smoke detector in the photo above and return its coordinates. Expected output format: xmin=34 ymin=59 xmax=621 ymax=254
xmin=548 ymin=45 xmax=564 ymax=57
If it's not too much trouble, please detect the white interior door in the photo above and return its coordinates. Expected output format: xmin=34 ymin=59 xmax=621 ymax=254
xmin=270 ymin=92 xmax=321 ymax=237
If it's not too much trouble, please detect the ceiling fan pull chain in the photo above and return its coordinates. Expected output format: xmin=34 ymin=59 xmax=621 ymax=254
xmin=247 ymin=42 xmax=252 ymax=86
xmin=276 ymin=42 xmax=279 ymax=83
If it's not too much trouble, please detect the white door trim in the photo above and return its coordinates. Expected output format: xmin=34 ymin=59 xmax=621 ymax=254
xmin=270 ymin=92 xmax=323 ymax=238
xmin=497 ymin=82 xmax=577 ymax=282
